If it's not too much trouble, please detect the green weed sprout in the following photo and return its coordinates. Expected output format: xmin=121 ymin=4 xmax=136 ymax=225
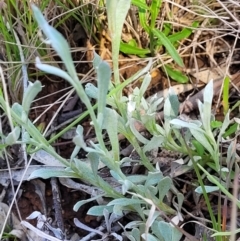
xmin=120 ymin=0 xmax=199 ymax=83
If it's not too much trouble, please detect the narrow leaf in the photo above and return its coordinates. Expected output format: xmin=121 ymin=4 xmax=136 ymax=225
xmin=120 ymin=42 xmax=151 ymax=55
xmin=164 ymin=65 xmax=188 ymax=83
xmin=102 ymin=108 xmax=120 ymax=161
xmin=195 ymin=185 xmax=219 ymax=194
xmin=152 ymin=29 xmax=184 ymax=67
xmin=22 ymin=81 xmax=42 ymax=114
xmin=32 ymin=4 xmax=75 ymax=75
xmin=5 ymin=126 xmax=20 ymax=145
xmin=223 ymin=76 xmax=230 ymax=114
xmin=28 ymin=169 xmax=78 ymax=180
xmin=108 ymin=198 xmax=144 ymax=206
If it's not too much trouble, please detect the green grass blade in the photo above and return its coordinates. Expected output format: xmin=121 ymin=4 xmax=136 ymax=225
xmin=131 ymin=0 xmax=149 ymax=9
xmin=164 ymin=64 xmax=188 ymax=83
xmin=223 ymin=76 xmax=230 ymax=115
xmin=162 ymin=23 xmax=172 ymax=36
xmin=150 ymin=0 xmax=162 ymax=29
xmin=120 ymin=41 xmax=151 ymax=56
xmin=168 ymin=21 xmax=199 ymax=43
xmin=138 ymin=1 xmax=150 ymax=33
xmin=152 ymin=29 xmax=184 ymax=67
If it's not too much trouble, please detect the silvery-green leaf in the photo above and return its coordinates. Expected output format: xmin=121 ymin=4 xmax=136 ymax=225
xmin=122 ymin=179 xmax=134 ymax=194
xmin=158 ymin=177 xmax=172 ymax=202
xmin=88 ymin=141 xmax=105 ymax=154
xmin=127 ymin=97 xmax=136 ymax=115
xmin=151 ymin=221 xmax=164 ymax=241
xmin=203 ymin=79 xmax=213 ymax=104
xmin=201 ymin=101 xmax=213 ymax=134
xmin=12 ymin=103 xmax=28 ymax=122
xmin=75 ymin=125 xmax=83 ymax=135
xmin=139 ymin=72 xmax=151 ymax=99
xmin=141 ymin=233 xmax=159 ymax=241
xmin=31 ymin=150 xmax=65 ymax=166
xmin=120 ymin=157 xmax=132 ymax=164
xmin=102 ymin=108 xmax=119 ymax=161
xmin=171 ymin=225 xmax=182 ymax=241
xmin=143 ymin=210 xmax=162 ymax=227
xmin=93 ymin=51 xmax=102 ymax=68
xmin=70 ymin=146 xmax=80 ymax=161
xmin=5 ymin=126 xmax=20 ymax=145
xmin=176 ymin=193 xmax=184 ymax=211
xmin=170 ymin=118 xmax=202 ymax=129
xmin=106 ymin=0 xmax=131 ymax=85
xmin=226 ymin=141 xmax=236 ymax=167
xmin=22 ymin=81 xmax=42 ymax=114
xmin=141 ymin=114 xmax=158 ymax=135
xmin=87 ymin=205 xmax=113 ymax=216
xmin=219 ymin=111 xmax=230 ymax=138
xmin=156 ymin=124 xmax=165 ymax=136
xmin=163 ymin=97 xmax=172 ymax=132
xmin=133 ymin=203 xmax=145 ymax=220
xmin=168 ymin=88 xmax=179 ymax=117
xmin=97 ymin=112 xmax=104 ymax=128
xmin=164 ymin=91 xmax=179 ymax=134
xmin=73 ymin=125 xmax=94 ymax=152
xmin=36 ymin=59 xmax=74 ymax=84
xmin=221 ymin=167 xmax=229 ymax=172
xmin=130 ymin=228 xmax=141 ymax=241
xmin=113 ymin=204 xmax=124 ymax=216
xmin=107 ymin=198 xmax=144 ymax=206
xmin=26 ymin=211 xmax=42 ymax=220
xmin=195 ymin=185 xmax=219 ymax=194
xmin=136 ymin=185 xmax=146 ymax=196
xmin=129 ymin=118 xmax=148 ymax=144
xmin=158 ymin=222 xmax=172 ymax=241
xmin=103 ymin=208 xmax=110 ymax=224
xmin=74 ymin=196 xmax=103 ymax=212
xmin=22 ymin=131 xmax=30 ymax=142
xmin=93 ymin=52 xmax=111 ymax=121
xmin=147 ymin=186 xmax=158 ymax=196
xmin=110 ymin=170 xmax=122 ymax=181
xmin=106 ymin=0 xmax=130 ymax=40
xmin=28 ymin=169 xmax=78 ymax=180
xmin=197 ymin=101 xmax=204 ymax=128
xmin=125 ymin=234 xmax=138 ymax=241
xmin=32 ymin=4 xmax=75 ymax=75
xmin=85 ymin=83 xmax=98 ymax=99
xmin=140 ymin=97 xmax=148 ymax=111
xmin=124 ymin=221 xmax=144 ymax=229
xmin=199 ymin=81 xmax=215 ymax=138
xmin=164 ymin=89 xmax=179 ymax=118
xmin=73 ymin=158 xmax=95 ymax=179
xmin=149 ymin=96 xmax=164 ymax=112
xmin=106 ymin=0 xmax=131 ymax=40
xmin=87 ymin=152 xmax=100 ymax=177
xmin=145 ymin=171 xmax=163 ymax=187
xmin=234 ymin=117 xmax=240 ymax=125
xmin=143 ymin=136 xmax=164 ymax=153
xmin=73 ymin=158 xmax=113 ymax=191
xmin=126 ymin=175 xmax=147 ymax=184
xmin=105 ymin=211 xmax=121 ymax=235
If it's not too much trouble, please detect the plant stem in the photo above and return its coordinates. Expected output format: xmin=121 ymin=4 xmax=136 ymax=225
xmin=182 ymin=136 xmax=220 ymax=238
